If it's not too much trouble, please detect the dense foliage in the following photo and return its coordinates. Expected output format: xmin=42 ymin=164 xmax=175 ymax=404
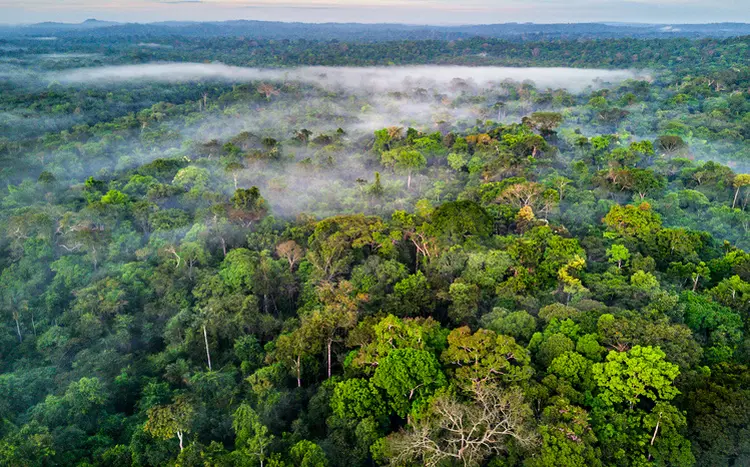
xmin=1 ymin=26 xmax=749 ymax=467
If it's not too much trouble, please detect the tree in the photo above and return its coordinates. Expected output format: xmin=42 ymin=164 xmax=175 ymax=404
xmin=603 ymin=203 xmax=662 ymax=240
xmin=606 ymin=244 xmax=630 ymax=270
xmin=655 ymin=135 xmax=687 ymax=156
xmin=441 ymin=326 xmax=532 ymax=387
xmin=691 ymin=261 xmax=710 ymax=292
xmin=390 ymin=149 xmax=427 ymax=190
xmin=257 ymin=83 xmax=279 ymax=100
xmin=330 ymin=378 xmax=387 ymax=420
xmin=592 ymin=345 xmax=680 ymax=410
xmin=373 ymin=127 xmax=403 ymax=153
xmin=526 ymin=111 xmax=563 ymax=134
xmin=173 ymin=166 xmax=210 ymax=191
xmin=526 ymin=398 xmax=601 ymax=467
xmin=680 ymin=291 xmax=743 ymax=361
xmin=274 ymin=329 xmax=318 ymax=388
xmin=372 ymin=348 xmax=447 ymax=418
xmin=289 ymin=440 xmax=328 ymax=467
xmin=306 ymin=215 xmax=386 ymax=281
xmin=558 ymin=255 xmax=588 ymax=303
xmin=498 ymin=181 xmax=544 ymax=209
xmin=369 ymin=172 xmax=384 ymax=198
xmin=686 ymin=366 xmax=750 ymax=466
xmin=348 ymin=314 xmax=446 ymax=372
xmin=388 ymin=271 xmax=433 ymax=317
xmin=225 ymin=161 xmax=244 ymax=190
xmin=732 ymin=174 xmax=750 ymax=209
xmin=547 ymin=175 xmax=572 ymax=201
xmin=0 ymin=421 xmax=55 ymax=466
xmin=447 ymin=280 xmax=480 ymax=324
xmin=233 ymin=403 xmax=273 ymax=467
xmin=432 ymin=200 xmax=493 ymax=242
xmin=230 ymin=187 xmax=268 ymax=227
xmin=384 ymin=384 xmax=535 ymax=467
xmin=447 ymin=152 xmax=468 ymax=172
xmin=144 ymin=396 xmax=195 ymax=451
xmin=628 ymin=168 xmax=666 ymax=199
xmin=312 ymin=280 xmax=363 ymax=378
xmin=276 ymin=240 xmax=303 ymax=272
xmin=481 ymin=309 xmax=537 ymax=344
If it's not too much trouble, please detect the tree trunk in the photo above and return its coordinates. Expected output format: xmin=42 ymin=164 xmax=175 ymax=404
xmin=203 ymin=325 xmax=212 ymax=371
xmin=733 ymin=187 xmax=740 ymax=209
xmin=327 ymin=339 xmax=332 ymax=379
xmin=407 ymin=171 xmax=412 ymax=190
xmin=177 ymin=430 xmax=184 ymax=451
xmin=693 ymin=275 xmax=699 ymax=292
xmin=13 ymin=314 xmax=22 ymax=343
xmin=296 ymin=355 xmax=302 ymax=387
xmin=650 ymin=412 xmax=662 ymax=446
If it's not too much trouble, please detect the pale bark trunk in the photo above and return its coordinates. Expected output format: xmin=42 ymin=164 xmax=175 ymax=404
xmin=733 ymin=187 xmax=740 ymax=209
xmin=650 ymin=413 xmax=662 ymax=446
xmin=177 ymin=431 xmax=184 ymax=451
xmin=296 ymin=355 xmax=301 ymax=387
xmin=14 ymin=315 xmax=22 ymax=343
xmin=327 ymin=339 xmax=332 ymax=379
xmin=203 ymin=325 xmax=212 ymax=371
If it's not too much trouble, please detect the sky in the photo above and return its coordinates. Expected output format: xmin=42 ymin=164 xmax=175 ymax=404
xmin=1 ymin=0 xmax=748 ymax=25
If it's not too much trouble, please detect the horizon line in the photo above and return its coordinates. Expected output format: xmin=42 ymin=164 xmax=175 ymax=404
xmin=2 ymin=18 xmax=750 ymax=27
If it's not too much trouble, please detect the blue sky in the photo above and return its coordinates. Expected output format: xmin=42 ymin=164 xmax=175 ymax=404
xmin=1 ymin=0 xmax=748 ymax=25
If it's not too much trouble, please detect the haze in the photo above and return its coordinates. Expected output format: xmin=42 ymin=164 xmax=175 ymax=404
xmin=2 ymin=0 xmax=749 ymax=25
xmin=50 ymin=64 xmax=644 ymax=93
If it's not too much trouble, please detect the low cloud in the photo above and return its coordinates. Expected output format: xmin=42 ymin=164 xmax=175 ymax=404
xmin=136 ymin=42 xmax=173 ymax=48
xmin=31 ymin=63 xmax=652 ymax=217
xmin=50 ymin=63 xmax=645 ymax=93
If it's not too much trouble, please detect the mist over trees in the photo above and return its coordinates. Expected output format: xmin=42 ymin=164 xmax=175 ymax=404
xmin=0 ymin=21 xmax=749 ymax=467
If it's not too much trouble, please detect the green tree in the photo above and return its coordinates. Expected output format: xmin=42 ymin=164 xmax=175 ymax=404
xmin=0 ymin=421 xmax=55 ymax=467
xmin=330 ymin=378 xmax=387 ymax=421
xmin=372 ymin=348 xmax=446 ymax=417
xmin=441 ymin=326 xmax=532 ymax=387
xmin=144 ymin=396 xmax=195 ymax=451
xmin=592 ymin=346 xmax=680 ymax=409
xmin=381 ymin=148 xmax=426 ymax=190
xmin=233 ymin=403 xmax=273 ymax=467
xmin=289 ymin=440 xmax=328 ymax=467
xmin=230 ymin=187 xmax=268 ymax=227
xmin=732 ymin=174 xmax=750 ymax=209
xmin=606 ymin=244 xmax=630 ymax=270
xmin=525 ymin=398 xmax=600 ymax=467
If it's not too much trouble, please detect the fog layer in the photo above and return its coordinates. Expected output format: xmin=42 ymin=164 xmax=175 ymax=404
xmin=51 ymin=63 xmax=645 ymax=93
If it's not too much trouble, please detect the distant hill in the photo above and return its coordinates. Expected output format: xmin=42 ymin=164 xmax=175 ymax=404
xmin=0 ymin=19 xmax=748 ymax=41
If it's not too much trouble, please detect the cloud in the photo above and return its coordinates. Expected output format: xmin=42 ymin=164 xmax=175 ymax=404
xmin=136 ymin=42 xmax=173 ymax=48
xmin=37 ymin=63 xmax=650 ymax=216
xmin=50 ymin=63 xmax=645 ymax=93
